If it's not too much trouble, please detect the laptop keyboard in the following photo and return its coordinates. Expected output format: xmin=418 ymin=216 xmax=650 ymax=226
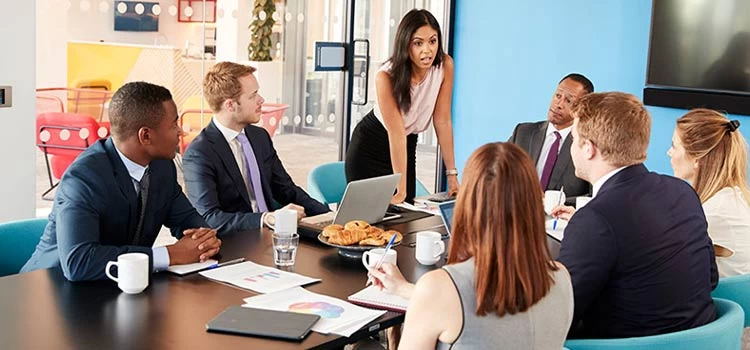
xmin=300 ymin=212 xmax=336 ymax=229
xmin=427 ymin=192 xmax=456 ymax=203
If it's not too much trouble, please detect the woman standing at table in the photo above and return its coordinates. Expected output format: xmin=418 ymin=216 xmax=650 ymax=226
xmin=345 ymin=9 xmax=459 ymax=204
xmin=667 ymin=109 xmax=750 ymax=276
xmin=369 ymin=142 xmax=574 ymax=349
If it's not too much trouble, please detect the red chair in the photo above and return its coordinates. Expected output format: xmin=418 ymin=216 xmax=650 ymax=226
xmin=178 ymin=103 xmax=289 ymax=154
xmin=36 ymin=112 xmax=105 ymax=200
xmin=36 ymin=95 xmax=64 ymax=115
xmin=257 ymin=103 xmax=289 ymax=137
xmin=36 ymin=87 xmax=113 ymax=122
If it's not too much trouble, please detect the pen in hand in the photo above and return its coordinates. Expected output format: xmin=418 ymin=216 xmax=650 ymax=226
xmin=553 ymin=186 xmax=564 ymax=230
xmin=365 ymin=234 xmax=398 ymax=287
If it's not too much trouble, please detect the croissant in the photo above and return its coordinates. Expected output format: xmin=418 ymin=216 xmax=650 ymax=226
xmin=380 ymin=230 xmax=403 ymax=244
xmin=344 ymin=220 xmax=370 ymax=231
xmin=365 ymin=226 xmax=384 ymax=239
xmin=322 ymin=224 xmax=344 ymax=238
xmin=359 ymin=237 xmax=387 ymax=246
xmin=328 ymin=228 xmax=368 ymax=246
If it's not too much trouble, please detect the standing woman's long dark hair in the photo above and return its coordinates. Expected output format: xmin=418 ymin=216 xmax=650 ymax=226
xmin=388 ymin=9 xmax=445 ymax=114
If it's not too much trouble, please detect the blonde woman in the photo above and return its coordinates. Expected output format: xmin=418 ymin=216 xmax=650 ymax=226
xmin=667 ymin=108 xmax=750 ymax=276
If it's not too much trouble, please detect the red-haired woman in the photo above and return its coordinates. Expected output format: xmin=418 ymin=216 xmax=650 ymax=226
xmin=369 ymin=142 xmax=573 ymax=349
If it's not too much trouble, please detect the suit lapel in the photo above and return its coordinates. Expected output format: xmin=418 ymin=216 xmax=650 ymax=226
xmin=103 ymin=138 xmax=139 ymax=237
xmin=206 ymin=121 xmax=252 ymax=206
xmin=548 ymin=134 xmax=573 ymax=190
xmin=529 ymin=122 xmax=548 ymax=164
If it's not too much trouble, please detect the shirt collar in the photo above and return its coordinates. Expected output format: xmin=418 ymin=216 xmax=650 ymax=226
xmin=546 ymin=123 xmax=572 ymax=141
xmin=113 ymin=143 xmax=147 ymax=182
xmin=592 ymin=166 xmax=627 ymax=197
xmin=213 ymin=117 xmax=245 ymax=143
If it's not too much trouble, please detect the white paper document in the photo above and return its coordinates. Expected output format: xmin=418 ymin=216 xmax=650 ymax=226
xmin=199 ymin=261 xmax=320 ymax=294
xmin=166 ymin=259 xmax=218 ymax=276
xmin=242 ymin=287 xmax=386 ymax=337
xmin=545 ymin=218 xmax=568 ymax=241
xmin=398 ymin=201 xmax=440 ymax=216
xmin=348 ymin=285 xmax=409 ymax=312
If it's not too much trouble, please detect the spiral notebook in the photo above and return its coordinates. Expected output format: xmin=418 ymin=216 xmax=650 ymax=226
xmin=347 ymin=286 xmax=410 ymax=312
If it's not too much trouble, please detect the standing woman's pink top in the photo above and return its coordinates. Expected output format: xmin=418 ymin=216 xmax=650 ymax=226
xmin=373 ymin=61 xmax=445 ymax=135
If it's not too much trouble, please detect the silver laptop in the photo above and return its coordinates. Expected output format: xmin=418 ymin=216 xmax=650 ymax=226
xmin=300 ymin=174 xmax=401 ymax=230
xmin=437 ymin=200 xmax=456 ymax=236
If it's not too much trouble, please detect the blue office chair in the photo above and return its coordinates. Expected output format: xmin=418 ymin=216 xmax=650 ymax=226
xmin=712 ymin=274 xmax=750 ymax=327
xmin=307 ymin=162 xmax=347 ymax=205
xmin=307 ymin=161 xmax=434 ymax=205
xmin=0 ymin=218 xmax=47 ymax=277
xmin=564 ymin=298 xmax=743 ymax=350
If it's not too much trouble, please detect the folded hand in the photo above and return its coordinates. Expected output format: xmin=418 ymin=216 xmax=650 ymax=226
xmin=168 ymin=227 xmax=222 ymax=265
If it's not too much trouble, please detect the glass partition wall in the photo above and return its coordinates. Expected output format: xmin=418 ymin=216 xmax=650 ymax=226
xmin=34 ymin=0 xmax=451 ymax=217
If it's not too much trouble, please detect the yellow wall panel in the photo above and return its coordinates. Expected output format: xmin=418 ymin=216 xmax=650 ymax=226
xmin=67 ymin=43 xmax=142 ymax=91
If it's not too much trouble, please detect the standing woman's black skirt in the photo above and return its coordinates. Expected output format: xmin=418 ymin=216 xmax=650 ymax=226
xmin=345 ymin=110 xmax=418 ymax=203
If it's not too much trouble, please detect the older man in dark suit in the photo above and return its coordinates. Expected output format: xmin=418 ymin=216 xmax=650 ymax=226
xmin=509 ymin=73 xmax=594 ymax=204
xmin=21 ymin=82 xmax=221 ymax=281
xmin=182 ymin=62 xmax=328 ymax=235
xmin=555 ymin=92 xmax=717 ymax=338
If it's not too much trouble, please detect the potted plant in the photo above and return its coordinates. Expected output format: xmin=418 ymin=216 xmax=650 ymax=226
xmin=245 ymin=0 xmax=283 ymax=104
xmin=247 ymin=0 xmax=276 ymax=61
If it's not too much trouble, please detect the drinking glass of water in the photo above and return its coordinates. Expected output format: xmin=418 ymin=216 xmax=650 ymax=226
xmin=272 ymin=233 xmax=299 ymax=266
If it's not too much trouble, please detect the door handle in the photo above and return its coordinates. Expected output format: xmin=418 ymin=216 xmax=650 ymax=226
xmin=351 ymin=39 xmax=370 ymax=106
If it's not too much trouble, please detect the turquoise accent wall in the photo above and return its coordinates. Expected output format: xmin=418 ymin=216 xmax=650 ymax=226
xmin=451 ymin=0 xmax=748 ymax=176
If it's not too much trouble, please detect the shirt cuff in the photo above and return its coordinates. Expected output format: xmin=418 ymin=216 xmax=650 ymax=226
xmin=152 ymin=246 xmax=170 ymax=272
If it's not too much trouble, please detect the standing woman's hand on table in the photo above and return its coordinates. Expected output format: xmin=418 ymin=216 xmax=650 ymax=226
xmin=392 ymin=184 xmax=408 ymax=204
xmin=447 ymin=174 xmax=460 ymax=196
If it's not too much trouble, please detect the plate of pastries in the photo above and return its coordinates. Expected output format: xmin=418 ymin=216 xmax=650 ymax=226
xmin=318 ymin=220 xmax=403 ymax=251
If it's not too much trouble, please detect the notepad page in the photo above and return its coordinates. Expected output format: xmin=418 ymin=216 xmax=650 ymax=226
xmin=347 ymin=286 xmax=409 ymax=311
xmin=166 ymin=259 xmax=217 ymax=276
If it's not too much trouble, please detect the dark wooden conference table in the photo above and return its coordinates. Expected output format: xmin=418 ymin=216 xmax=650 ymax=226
xmin=0 ymin=215 xmax=448 ymax=350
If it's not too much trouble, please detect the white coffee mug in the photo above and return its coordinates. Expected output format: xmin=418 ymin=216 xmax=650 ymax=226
xmin=415 ymin=231 xmax=445 ymax=265
xmin=105 ymin=253 xmax=149 ymax=294
xmin=576 ymin=196 xmax=592 ymax=209
xmin=362 ymin=248 xmax=398 ymax=269
xmin=544 ymin=190 xmax=567 ymax=214
xmin=268 ymin=208 xmax=297 ymax=235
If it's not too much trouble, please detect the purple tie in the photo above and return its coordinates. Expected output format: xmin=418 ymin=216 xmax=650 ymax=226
xmin=540 ymin=131 xmax=561 ymax=190
xmin=235 ymin=132 xmax=269 ymax=212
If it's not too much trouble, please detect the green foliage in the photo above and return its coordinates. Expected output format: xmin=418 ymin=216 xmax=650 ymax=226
xmin=248 ymin=0 xmax=276 ymax=61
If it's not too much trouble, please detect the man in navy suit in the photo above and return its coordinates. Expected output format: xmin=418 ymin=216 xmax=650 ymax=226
xmin=182 ymin=62 xmax=328 ymax=234
xmin=509 ymin=73 xmax=594 ymax=205
xmin=555 ymin=92 xmax=717 ymax=338
xmin=21 ymin=82 xmax=221 ymax=281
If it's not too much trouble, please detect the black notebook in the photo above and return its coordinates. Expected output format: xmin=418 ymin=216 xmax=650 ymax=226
xmin=206 ymin=306 xmax=320 ymax=341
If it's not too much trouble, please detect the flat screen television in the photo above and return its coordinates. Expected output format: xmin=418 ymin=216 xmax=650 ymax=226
xmin=645 ymin=0 xmax=750 ymax=114
xmin=114 ymin=1 xmax=159 ymax=32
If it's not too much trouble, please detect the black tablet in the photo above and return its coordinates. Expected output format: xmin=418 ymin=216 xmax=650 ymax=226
xmin=206 ymin=306 xmax=320 ymax=341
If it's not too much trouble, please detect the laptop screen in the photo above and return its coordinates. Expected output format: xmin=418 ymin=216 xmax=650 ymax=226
xmin=438 ymin=200 xmax=456 ymax=236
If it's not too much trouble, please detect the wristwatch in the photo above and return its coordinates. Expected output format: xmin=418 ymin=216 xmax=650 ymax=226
xmin=445 ymin=169 xmax=458 ymax=176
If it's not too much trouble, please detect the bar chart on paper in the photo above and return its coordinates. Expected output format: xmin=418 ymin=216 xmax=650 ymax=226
xmin=244 ymin=271 xmax=281 ymax=282
xmin=200 ymin=261 xmax=320 ymax=294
